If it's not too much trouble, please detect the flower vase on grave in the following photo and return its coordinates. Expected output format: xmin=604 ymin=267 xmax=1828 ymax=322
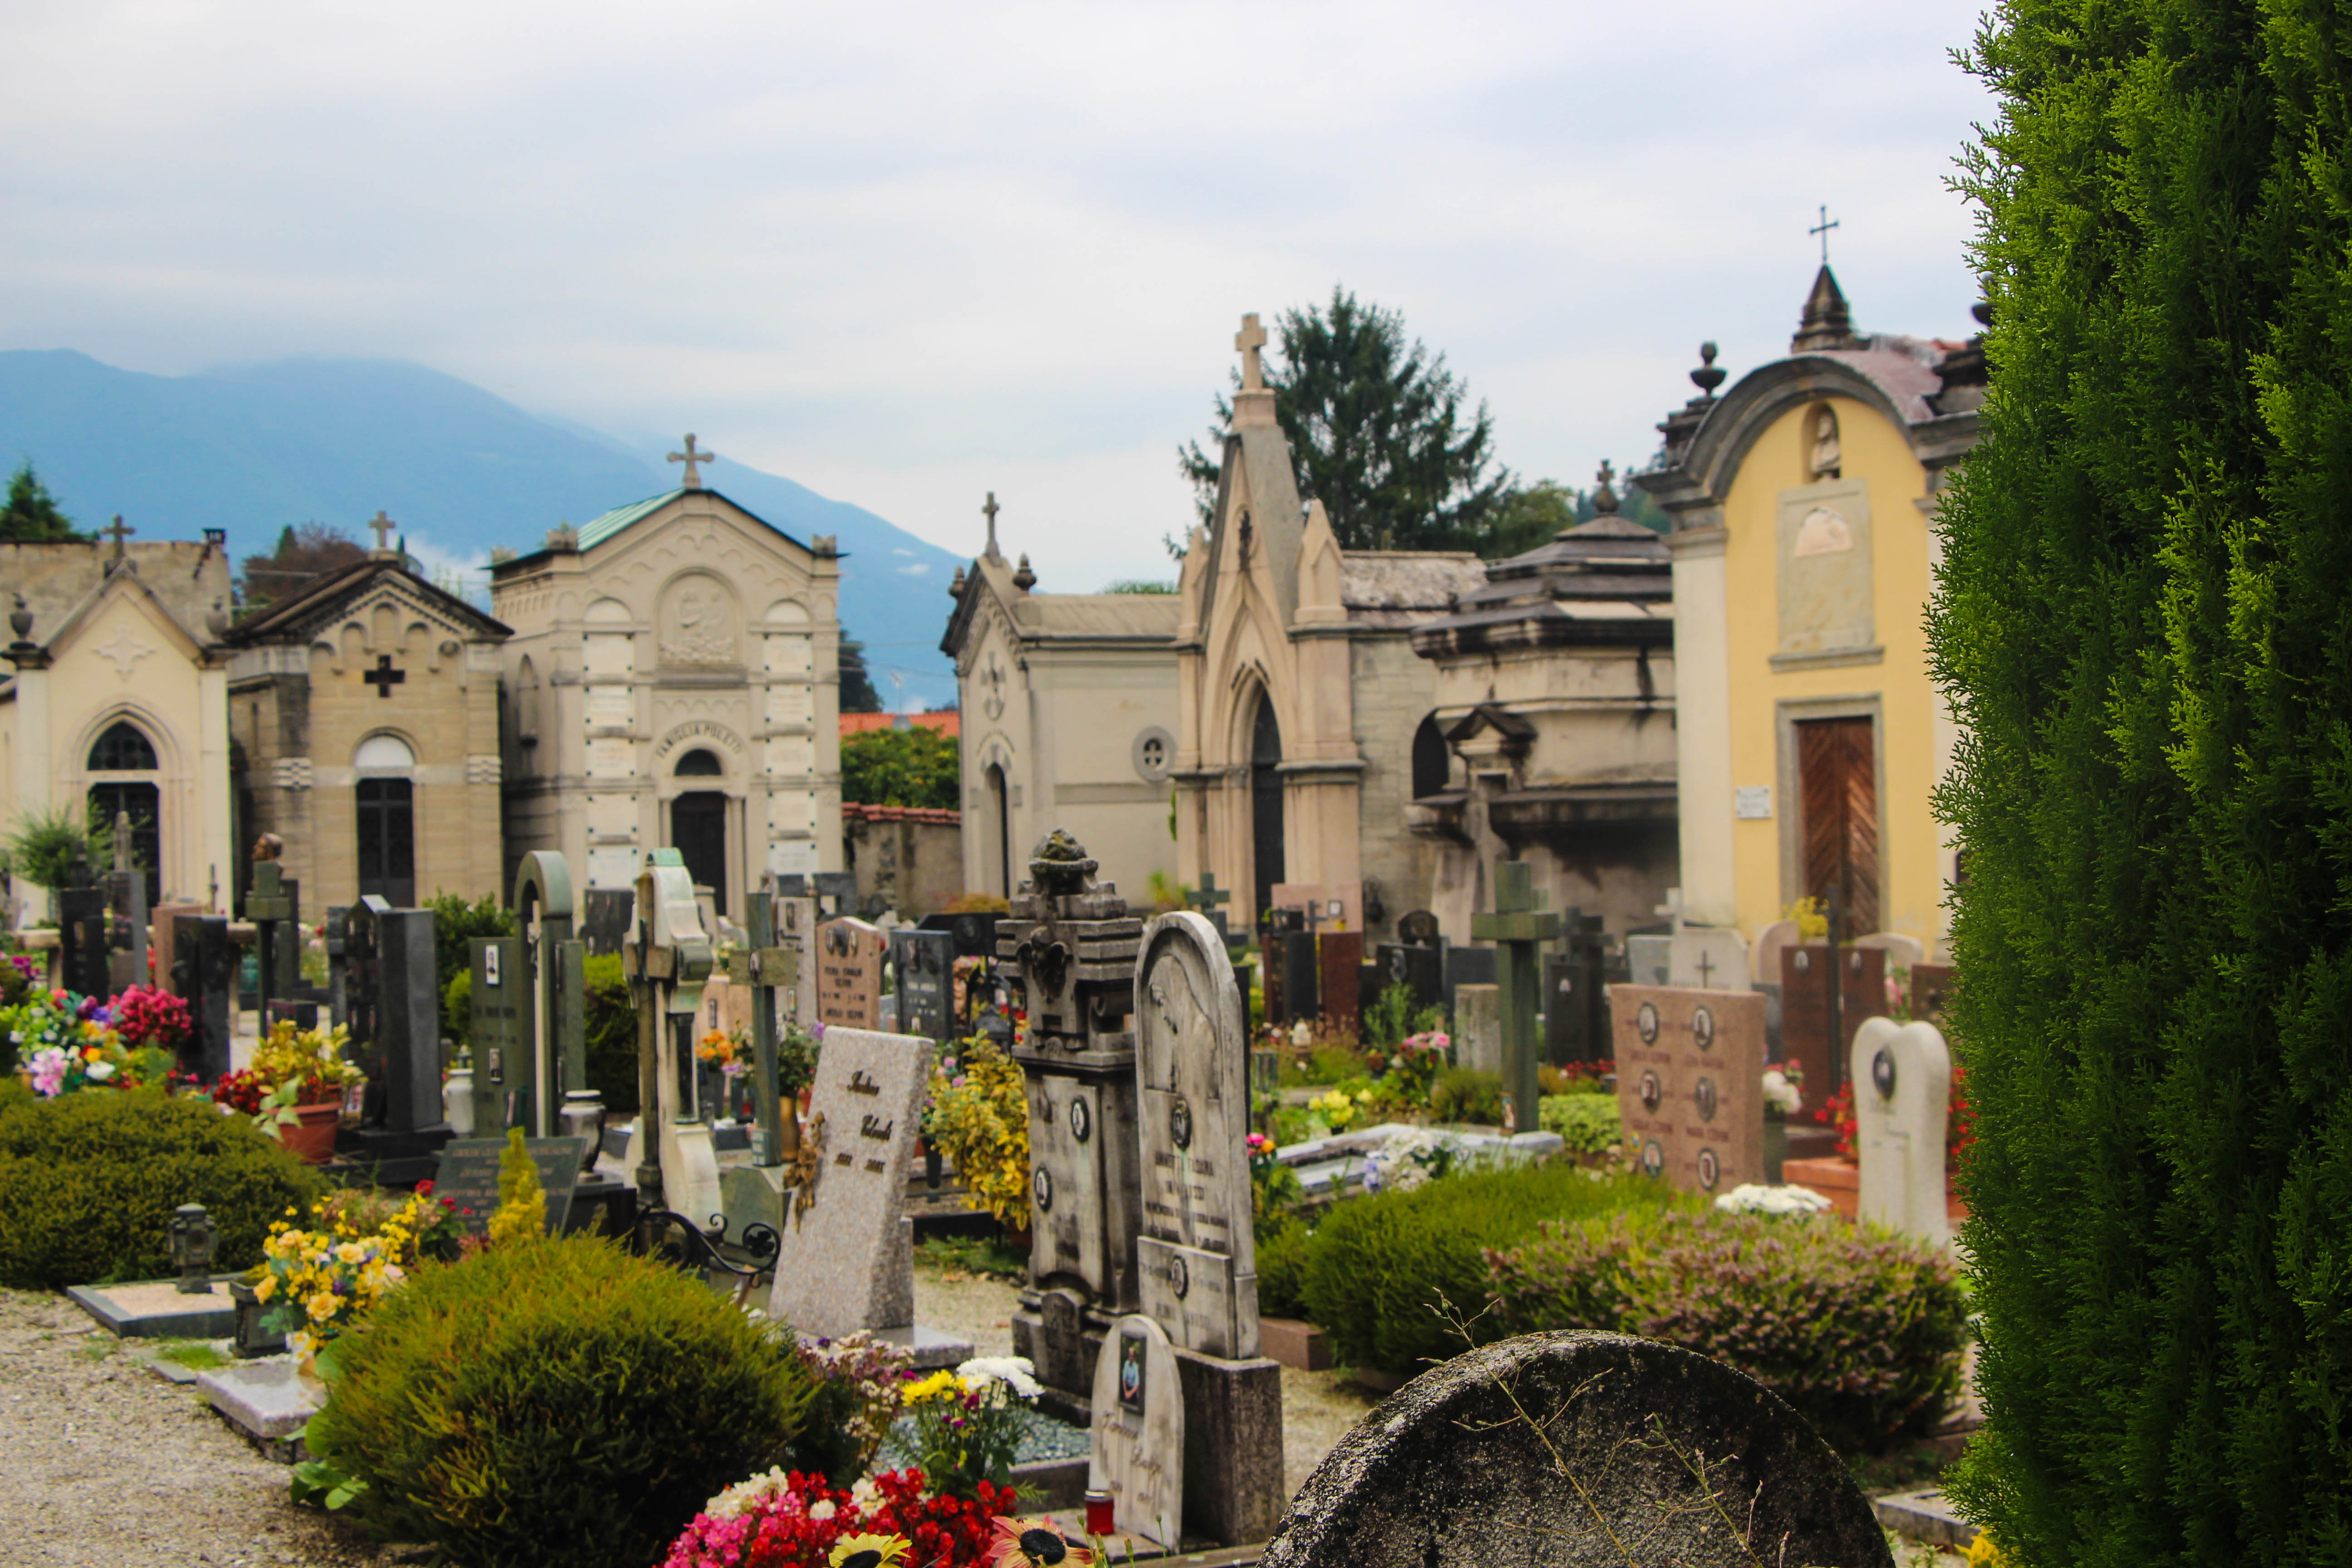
xmin=443 ymin=1068 xmax=475 ymax=1136
xmin=283 ymin=1088 xmax=344 ymax=1165
xmin=1764 ymin=1107 xmax=1789 ymax=1185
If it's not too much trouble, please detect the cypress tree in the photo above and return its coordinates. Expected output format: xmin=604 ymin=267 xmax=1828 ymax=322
xmin=1935 ymin=1 xmax=2352 ymax=1562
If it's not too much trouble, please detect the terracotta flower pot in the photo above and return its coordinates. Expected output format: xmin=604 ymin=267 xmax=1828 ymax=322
xmin=280 ymin=1093 xmax=343 ymax=1165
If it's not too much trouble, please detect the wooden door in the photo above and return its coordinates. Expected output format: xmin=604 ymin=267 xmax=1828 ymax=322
xmin=1797 ymin=717 xmax=1879 ymax=935
xmin=670 ymin=791 xmax=729 ymax=916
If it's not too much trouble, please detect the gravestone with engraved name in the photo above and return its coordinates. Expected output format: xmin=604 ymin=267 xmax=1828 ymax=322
xmin=889 ymin=927 xmax=954 ymax=1042
xmin=1089 ymin=1313 xmax=1185 ymax=1552
xmin=469 ymin=936 xmax=527 ymax=1134
xmin=346 ymin=898 xmax=442 ymax=1137
xmin=766 ymin=1028 xmax=971 ymax=1368
xmin=1611 ymin=985 xmax=1767 ymax=1198
xmin=1132 ymin=913 xmax=1259 ymax=1359
xmin=1374 ymin=941 xmax=1442 ymax=1015
xmin=1780 ymin=943 xmax=1884 ymax=1098
xmin=429 ymin=1136 xmax=590 ymax=1234
xmin=815 ymin=917 xmax=885 ymax=1030
xmin=1543 ymin=912 xmax=1612 ymax=1065
xmin=1852 ymin=1016 xmax=1953 ymax=1248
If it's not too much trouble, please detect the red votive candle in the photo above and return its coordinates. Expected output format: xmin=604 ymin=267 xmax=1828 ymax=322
xmin=1084 ymin=1489 xmax=1115 ymax=1537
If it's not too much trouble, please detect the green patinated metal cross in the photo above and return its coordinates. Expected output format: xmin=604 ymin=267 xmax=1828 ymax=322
xmin=1471 ymin=861 xmax=1562 ymax=1136
xmin=246 ymin=861 xmax=293 ymax=1021
xmin=729 ymin=891 xmax=801 ymax=1168
xmin=1189 ymin=874 xmax=1232 ymax=911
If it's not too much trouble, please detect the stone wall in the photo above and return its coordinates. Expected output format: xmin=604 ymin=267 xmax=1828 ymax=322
xmin=843 ymin=804 xmax=963 ymax=919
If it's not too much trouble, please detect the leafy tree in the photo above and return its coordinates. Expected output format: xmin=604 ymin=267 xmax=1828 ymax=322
xmin=3 ymin=804 xmax=114 ymax=889
xmin=840 ymin=725 xmax=958 ymax=810
xmin=1101 ymin=578 xmax=1176 ymax=594
xmin=238 ymin=522 xmax=366 ymax=611
xmin=1482 ymin=475 xmax=1675 ymax=561
xmin=837 ymin=633 xmax=882 ymax=714
xmin=1934 ymin=4 xmax=2352 ymax=1563
xmin=1178 ymin=287 xmax=1512 ymax=552
xmin=0 ymin=462 xmax=87 ymax=543
xmin=423 ymin=891 xmax=512 ymax=1009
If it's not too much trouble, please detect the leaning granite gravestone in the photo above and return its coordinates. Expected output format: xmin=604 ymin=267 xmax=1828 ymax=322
xmin=889 ymin=926 xmax=955 ymax=1041
xmin=1610 ymin=985 xmax=1766 ymax=1198
xmin=815 ymin=917 xmax=886 ymax=1029
xmin=429 ymin=1137 xmax=590 ymax=1235
xmin=767 ymin=1026 xmax=973 ymax=1367
xmin=1852 ymin=1016 xmax=1954 ymax=1248
xmin=1259 ymin=1331 xmax=1893 ymax=1568
xmin=1089 ymin=1313 xmax=1185 ymax=1551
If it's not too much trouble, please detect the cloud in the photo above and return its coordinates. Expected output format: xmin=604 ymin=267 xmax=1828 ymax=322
xmin=0 ymin=0 xmax=1995 ymax=583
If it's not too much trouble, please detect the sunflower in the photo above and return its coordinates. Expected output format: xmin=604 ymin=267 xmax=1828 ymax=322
xmin=985 ymin=1517 xmax=1094 ymax=1567
xmin=827 ymin=1535 xmax=912 ymax=1568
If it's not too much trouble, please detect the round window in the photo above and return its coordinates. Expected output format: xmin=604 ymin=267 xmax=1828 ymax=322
xmin=1132 ymin=726 xmax=1175 ymax=783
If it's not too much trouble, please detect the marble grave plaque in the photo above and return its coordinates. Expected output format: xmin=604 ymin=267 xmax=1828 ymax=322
xmin=814 ymin=917 xmax=885 ymax=1030
xmin=1088 ymin=1313 xmax=1184 ymax=1551
xmin=1132 ymin=912 xmax=1259 ymax=1359
xmin=1610 ymin=985 xmax=1766 ymax=1198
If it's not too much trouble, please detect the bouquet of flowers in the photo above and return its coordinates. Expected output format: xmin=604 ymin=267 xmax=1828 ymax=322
xmin=1713 ymin=1181 xmax=1833 ymax=1217
xmin=1762 ymin=1064 xmax=1804 ymax=1117
xmin=900 ymin=1356 xmax=1043 ymax=1500
xmin=921 ymin=1041 xmax=1029 ymax=1233
xmin=108 ymin=984 xmax=191 ymax=1050
xmin=696 ymin=1028 xmax=746 ymax=1076
xmin=1382 ymin=1029 xmax=1452 ymax=1103
xmin=1362 ymin=1127 xmax=1460 ymax=1196
xmin=251 ymin=1186 xmax=455 ymax=1347
xmin=796 ymin=1331 xmax=917 ymax=1477
xmin=660 ymin=1468 xmax=1017 ymax=1568
xmin=1307 ymin=1086 xmax=1368 ymax=1135
xmin=13 ymin=990 xmax=172 ymax=1097
xmin=239 ymin=1019 xmax=363 ymax=1141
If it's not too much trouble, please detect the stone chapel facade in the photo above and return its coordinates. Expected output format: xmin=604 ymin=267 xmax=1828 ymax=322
xmin=490 ymin=467 xmax=845 ymax=921
xmin=0 ymin=535 xmax=235 ymax=911
xmin=942 ymin=500 xmax=1181 ymax=904
xmin=225 ymin=539 xmax=510 ymax=911
xmin=1171 ymin=318 xmax=1488 ymax=939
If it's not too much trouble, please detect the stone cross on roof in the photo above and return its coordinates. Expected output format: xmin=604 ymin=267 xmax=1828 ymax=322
xmin=1235 ymin=314 xmax=1269 ymax=391
xmin=1810 ymin=204 xmax=1840 ymax=266
xmin=101 ymin=516 xmax=134 ymax=559
xmin=982 ymin=491 xmax=1001 ymax=559
xmin=669 ymin=434 xmax=716 ymax=489
xmin=368 ymin=510 xmax=397 ymax=552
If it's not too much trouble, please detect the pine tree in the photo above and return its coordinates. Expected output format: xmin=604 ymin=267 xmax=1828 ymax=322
xmin=1178 ymin=288 xmax=1512 ymax=552
xmin=1934 ymin=2 xmax=2352 ymax=1561
xmin=0 ymin=461 xmax=87 ymax=542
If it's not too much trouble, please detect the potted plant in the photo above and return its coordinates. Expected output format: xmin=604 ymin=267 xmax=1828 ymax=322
xmin=237 ymin=1018 xmax=365 ymax=1164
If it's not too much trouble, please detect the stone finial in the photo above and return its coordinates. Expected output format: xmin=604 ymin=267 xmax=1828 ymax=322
xmin=1013 ymin=554 xmax=1036 ymax=592
xmin=545 ymin=522 xmax=579 ymax=552
xmin=9 ymin=593 xmax=32 ymax=643
xmin=101 ymin=515 xmax=135 ymax=561
xmin=1690 ymin=341 xmax=1725 ymax=397
xmin=949 ymin=564 xmax=966 ymax=598
xmin=367 ymin=510 xmax=397 ymax=554
xmin=1026 ymin=828 xmax=1100 ymax=897
xmin=1235 ymin=313 xmax=1269 ymax=391
xmin=812 ymin=534 xmax=839 ymax=558
xmin=1592 ymin=460 xmax=1620 ymax=515
xmin=206 ymin=599 xmax=229 ymax=640
xmin=982 ymin=491 xmax=1002 ymax=561
xmin=1793 ymin=265 xmax=1857 ymax=353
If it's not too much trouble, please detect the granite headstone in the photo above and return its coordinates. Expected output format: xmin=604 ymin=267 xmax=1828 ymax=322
xmin=1611 ymin=984 xmax=1767 ymax=1198
xmin=1780 ymin=943 xmax=1885 ymax=1098
xmin=889 ymin=927 xmax=954 ymax=1042
xmin=815 ymin=917 xmax=886 ymax=1030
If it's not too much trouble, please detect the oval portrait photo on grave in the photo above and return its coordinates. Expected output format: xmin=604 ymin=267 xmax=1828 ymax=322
xmin=1640 ymin=1070 xmax=1663 ymax=1112
xmin=1637 ymin=1001 xmax=1661 ymax=1044
xmin=1068 ymin=1096 xmax=1091 ymax=1143
xmin=1695 ymin=1075 xmax=1718 ymax=1122
xmin=1166 ymin=1252 xmax=1190 ymax=1300
xmin=1873 ymin=1046 xmax=1898 ymax=1099
xmin=1693 ymin=1004 xmax=1716 ymax=1051
xmin=1641 ymin=1139 xmax=1666 ymax=1177
xmin=1169 ymin=1098 xmax=1193 ymax=1150
xmin=1032 ymin=1166 xmax=1054 ymax=1214
xmin=1698 ymin=1147 xmax=1721 ymax=1190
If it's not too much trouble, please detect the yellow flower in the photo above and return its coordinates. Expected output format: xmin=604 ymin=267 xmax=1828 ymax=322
xmin=828 ymin=1536 xmax=912 ymax=1568
xmin=305 ymin=1291 xmax=339 ymax=1323
xmin=335 ymin=1242 xmax=367 ymax=1266
xmin=902 ymin=1370 xmax=962 ymax=1405
xmin=252 ymin=1275 xmax=277 ymax=1302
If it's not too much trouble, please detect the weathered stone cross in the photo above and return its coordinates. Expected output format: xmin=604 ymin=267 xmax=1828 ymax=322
xmin=363 ymin=654 xmax=405 ymax=698
xmin=101 ymin=516 xmax=134 ymax=559
xmin=1189 ymin=873 xmax=1231 ymax=912
xmin=368 ymin=510 xmax=397 ymax=551
xmin=982 ymin=491 xmax=1000 ymax=558
xmin=669 ymin=434 xmax=716 ymax=489
xmin=1471 ymin=860 xmax=1562 ymax=1135
xmin=1235 ymin=314 xmax=1269 ymax=391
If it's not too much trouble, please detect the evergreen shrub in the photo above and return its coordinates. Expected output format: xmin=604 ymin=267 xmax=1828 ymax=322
xmin=1537 ymin=1093 xmax=1621 ymax=1155
xmin=1935 ymin=0 xmax=2352 ymax=1556
xmin=0 ymin=1089 xmax=318 ymax=1288
xmin=1427 ymin=1064 xmax=1502 ymax=1124
xmin=1487 ymin=1209 xmax=1966 ymax=1454
xmin=309 ymin=1235 xmax=817 ymax=1568
xmin=582 ymin=953 xmax=639 ymax=1116
xmin=1298 ymin=1162 xmax=1671 ymax=1375
xmin=1255 ymin=1212 xmax=1311 ymax=1319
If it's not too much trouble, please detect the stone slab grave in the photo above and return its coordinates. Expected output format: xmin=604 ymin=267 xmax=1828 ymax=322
xmin=766 ymin=1025 xmax=974 ymax=1369
xmin=1611 ymin=985 xmax=1766 ymax=1199
xmin=430 ymin=1136 xmax=591 ymax=1234
xmin=1853 ymin=1016 xmax=1955 ymax=1247
xmin=1667 ymin=926 xmax=1748 ymax=992
xmin=197 ymin=1358 xmax=323 ymax=1462
xmin=890 ymin=926 xmax=955 ymax=1042
xmin=1260 ymin=1330 xmax=1894 ymax=1568
xmin=1453 ymin=983 xmax=1500 ymax=1077
xmin=69 ymin=1276 xmax=243 ymax=1339
xmin=815 ymin=916 xmax=886 ymax=1030
xmin=1090 ymin=1313 xmax=1186 ymax=1551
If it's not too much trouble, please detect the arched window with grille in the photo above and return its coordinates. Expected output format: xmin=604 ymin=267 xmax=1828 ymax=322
xmin=355 ymin=734 xmax=416 ymax=905
xmin=86 ymin=720 xmax=161 ymax=903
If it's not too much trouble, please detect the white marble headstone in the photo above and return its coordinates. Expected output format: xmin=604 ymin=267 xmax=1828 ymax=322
xmin=1131 ymin=912 xmax=1259 ymax=1360
xmin=1667 ymin=927 xmax=1749 ymax=992
xmin=1750 ymin=920 xmax=1801 ymax=983
xmin=1088 ymin=1313 xmax=1184 ymax=1551
xmin=1851 ymin=1016 xmax=1952 ymax=1248
xmin=1852 ymin=931 xmax=1928 ymax=970
xmin=766 ymin=1026 xmax=934 ymax=1337
xmin=1453 ymin=983 xmax=1501 ymax=1078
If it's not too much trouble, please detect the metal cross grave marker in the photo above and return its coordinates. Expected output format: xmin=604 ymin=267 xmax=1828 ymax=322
xmin=1470 ymin=860 xmax=1561 ymax=1135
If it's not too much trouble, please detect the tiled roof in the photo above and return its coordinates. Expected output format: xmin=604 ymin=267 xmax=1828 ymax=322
xmin=841 ymin=711 xmax=960 ymax=738
xmin=841 ymin=803 xmax=961 ymax=825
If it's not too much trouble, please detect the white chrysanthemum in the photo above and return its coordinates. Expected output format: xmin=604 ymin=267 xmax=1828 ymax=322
xmin=706 ymin=1465 xmax=800 ymax=1519
xmin=1761 ymin=1069 xmax=1804 ymax=1114
xmin=1714 ymin=1182 xmax=1833 ymax=1216
xmin=956 ymin=1354 xmax=1043 ymax=1400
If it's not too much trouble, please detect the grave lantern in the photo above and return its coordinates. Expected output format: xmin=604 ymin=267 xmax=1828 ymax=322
xmin=167 ymin=1202 xmax=216 ymax=1294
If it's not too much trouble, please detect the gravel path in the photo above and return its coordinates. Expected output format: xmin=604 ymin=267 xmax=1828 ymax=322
xmin=0 ymin=1288 xmax=389 ymax=1568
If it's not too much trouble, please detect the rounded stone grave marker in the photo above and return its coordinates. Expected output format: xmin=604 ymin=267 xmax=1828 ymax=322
xmin=1262 ymin=1330 xmax=1893 ymax=1568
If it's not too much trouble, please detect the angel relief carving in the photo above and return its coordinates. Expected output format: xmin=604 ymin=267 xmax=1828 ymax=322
xmin=660 ymin=577 xmax=738 ymax=665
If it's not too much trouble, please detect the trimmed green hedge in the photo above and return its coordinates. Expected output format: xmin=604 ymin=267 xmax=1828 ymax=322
xmin=1537 ymin=1093 xmax=1621 ymax=1155
xmin=1488 ymin=1209 xmax=1966 ymax=1455
xmin=0 ymin=1089 xmax=318 ymax=1288
xmin=310 ymin=1235 xmax=816 ymax=1568
xmin=582 ymin=953 xmax=639 ymax=1116
xmin=1297 ymin=1163 xmax=1676 ymax=1376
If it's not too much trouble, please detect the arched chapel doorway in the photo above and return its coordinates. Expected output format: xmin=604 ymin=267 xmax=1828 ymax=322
xmin=984 ymin=761 xmax=1011 ymax=900
xmin=1250 ymin=693 xmax=1285 ymax=922
xmin=86 ymin=720 xmax=161 ymax=905
xmin=354 ymin=734 xmax=416 ymax=905
xmin=670 ymin=748 xmax=729 ymax=915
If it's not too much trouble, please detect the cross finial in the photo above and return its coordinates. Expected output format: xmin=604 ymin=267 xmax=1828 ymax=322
xmin=669 ymin=434 xmax=716 ymax=489
xmin=1809 ymin=204 xmax=1841 ymax=266
xmin=101 ymin=516 xmax=134 ymax=559
xmin=1235 ymin=314 xmax=1269 ymax=392
xmin=982 ymin=491 xmax=1000 ymax=559
xmin=367 ymin=510 xmax=396 ymax=552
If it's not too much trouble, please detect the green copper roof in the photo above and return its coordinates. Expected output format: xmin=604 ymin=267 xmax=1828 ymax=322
xmin=575 ymin=488 xmax=686 ymax=551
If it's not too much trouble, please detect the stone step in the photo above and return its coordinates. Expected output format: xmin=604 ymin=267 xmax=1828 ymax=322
xmin=1873 ymin=1489 xmax=1977 ymax=1550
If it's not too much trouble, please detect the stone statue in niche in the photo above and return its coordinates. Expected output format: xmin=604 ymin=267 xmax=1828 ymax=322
xmin=1808 ymin=403 xmax=1842 ymax=480
xmin=660 ymin=577 xmax=738 ymax=666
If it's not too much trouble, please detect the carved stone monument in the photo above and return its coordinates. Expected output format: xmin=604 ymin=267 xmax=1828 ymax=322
xmin=815 ymin=917 xmax=885 ymax=1030
xmin=1610 ymin=985 xmax=1767 ymax=1198
xmin=622 ymin=851 xmax=721 ymax=1227
xmin=1852 ymin=1016 xmax=1953 ymax=1248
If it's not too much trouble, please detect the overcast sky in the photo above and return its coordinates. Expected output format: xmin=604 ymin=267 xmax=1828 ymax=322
xmin=1 ymin=0 xmax=1997 ymax=593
